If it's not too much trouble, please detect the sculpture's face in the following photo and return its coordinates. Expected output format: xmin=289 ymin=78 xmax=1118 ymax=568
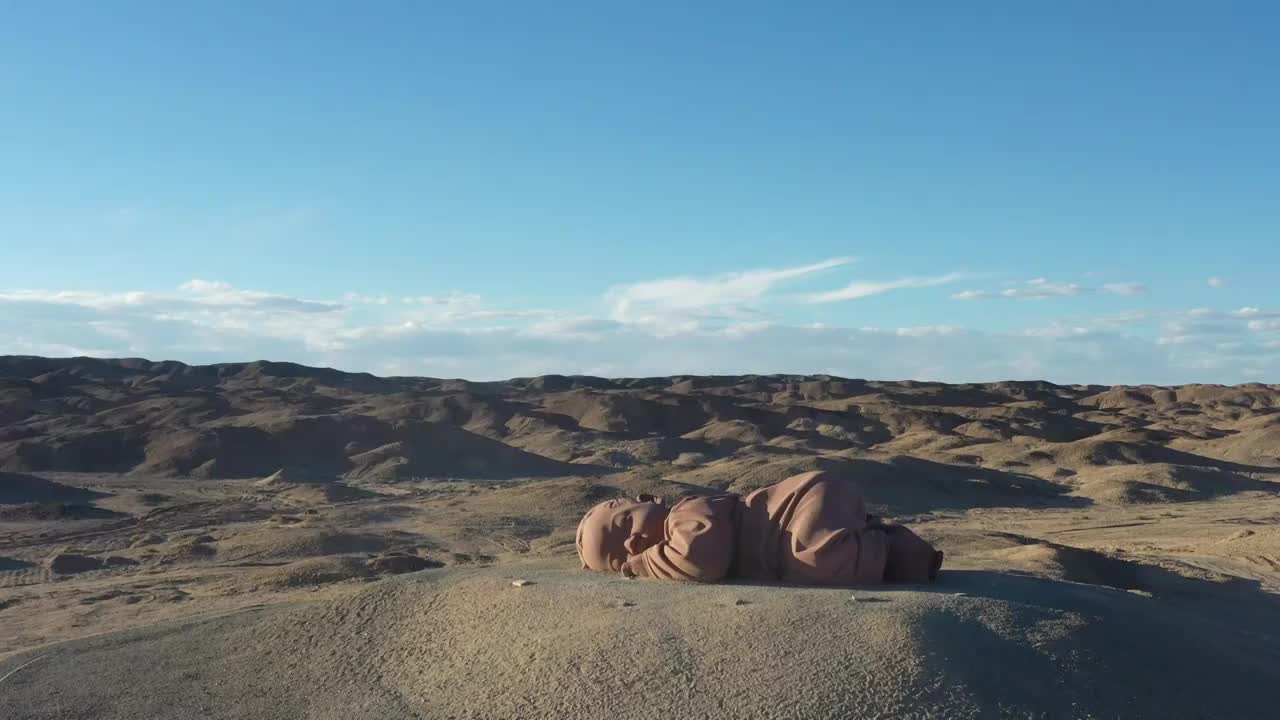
xmin=576 ymin=496 xmax=670 ymax=572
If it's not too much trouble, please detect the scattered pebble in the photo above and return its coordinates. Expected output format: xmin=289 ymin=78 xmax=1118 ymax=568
xmin=511 ymin=579 xmax=532 ymax=587
xmin=734 ymin=598 xmax=750 ymax=606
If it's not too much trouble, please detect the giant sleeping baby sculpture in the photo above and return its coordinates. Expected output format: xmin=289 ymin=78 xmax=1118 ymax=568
xmin=576 ymin=471 xmax=943 ymax=584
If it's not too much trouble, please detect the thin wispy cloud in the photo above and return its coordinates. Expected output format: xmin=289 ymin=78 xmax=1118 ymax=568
xmin=399 ymin=293 xmax=483 ymax=306
xmin=605 ymin=257 xmax=852 ymax=329
xmin=0 ymin=281 xmax=341 ymax=314
xmin=805 ymin=273 xmax=964 ymax=303
xmin=1099 ymin=282 xmax=1146 ymax=296
xmin=952 ymin=278 xmax=1147 ymax=300
xmin=1152 ymin=306 xmax=1280 ymax=348
xmin=894 ymin=325 xmax=964 ymax=337
xmin=1248 ymin=318 xmax=1280 ymax=332
xmin=344 ymin=293 xmax=392 ymax=305
xmin=1231 ymin=307 xmax=1270 ymax=318
xmin=1208 ymin=276 xmax=1229 ymax=289
xmin=524 ymin=316 xmax=622 ymax=338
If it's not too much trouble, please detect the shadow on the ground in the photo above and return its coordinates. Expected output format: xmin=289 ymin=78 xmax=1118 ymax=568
xmin=0 ymin=556 xmax=36 ymax=571
xmin=917 ymin=567 xmax=1278 ymax=613
xmin=903 ymin=568 xmax=1280 ymax=717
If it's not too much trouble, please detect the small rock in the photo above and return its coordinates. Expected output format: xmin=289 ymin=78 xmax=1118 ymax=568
xmin=734 ymin=598 xmax=750 ymax=606
xmin=511 ymin=579 xmax=533 ymax=587
xmin=47 ymin=553 xmax=102 ymax=574
xmin=952 ymin=592 xmax=968 ymax=598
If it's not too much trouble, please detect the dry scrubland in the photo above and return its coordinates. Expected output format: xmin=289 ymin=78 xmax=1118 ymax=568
xmin=2 ymin=356 xmax=1279 ymax=718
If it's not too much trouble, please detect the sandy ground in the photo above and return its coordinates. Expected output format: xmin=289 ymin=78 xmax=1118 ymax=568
xmin=2 ymin=555 xmax=1278 ymax=720
xmin=2 ymin=474 xmax=1279 ymax=719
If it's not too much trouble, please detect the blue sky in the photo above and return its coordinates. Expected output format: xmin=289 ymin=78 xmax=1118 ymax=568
xmin=2 ymin=2 xmax=1277 ymax=382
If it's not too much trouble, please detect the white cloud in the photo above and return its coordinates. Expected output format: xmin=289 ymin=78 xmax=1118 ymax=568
xmin=1165 ymin=319 xmax=1242 ymax=337
xmin=1208 ymin=276 xmax=1229 ymax=289
xmin=806 ymin=273 xmax=963 ymax=303
xmin=1097 ymin=311 xmax=1153 ymax=325
xmin=1143 ymin=306 xmax=1280 ymax=366
xmin=1005 ymin=280 xmax=1084 ymax=298
xmin=1100 ymin=282 xmax=1147 ymax=296
xmin=3 ymin=276 xmax=1279 ymax=384
xmin=452 ymin=309 xmax=559 ymax=321
xmin=895 ymin=325 xmax=963 ymax=337
xmin=717 ymin=321 xmax=775 ymax=337
xmin=400 ymin=293 xmax=482 ymax=306
xmin=953 ymin=278 xmax=1146 ymax=301
xmin=318 ymin=322 xmax=1200 ymax=384
xmin=606 ymin=257 xmax=851 ymax=329
xmin=1247 ymin=319 xmax=1280 ymax=332
xmin=524 ymin=316 xmax=621 ymax=338
xmin=177 ymin=279 xmax=342 ymax=313
xmin=1059 ymin=310 xmax=1154 ymax=332
xmin=0 ymin=282 xmax=341 ymax=314
xmin=1020 ymin=325 xmax=1093 ymax=339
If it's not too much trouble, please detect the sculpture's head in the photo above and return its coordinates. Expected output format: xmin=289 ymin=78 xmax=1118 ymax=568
xmin=575 ymin=495 xmax=670 ymax=572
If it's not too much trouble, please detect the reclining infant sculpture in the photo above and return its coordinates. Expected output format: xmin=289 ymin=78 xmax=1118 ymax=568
xmin=577 ymin=470 xmax=943 ymax=584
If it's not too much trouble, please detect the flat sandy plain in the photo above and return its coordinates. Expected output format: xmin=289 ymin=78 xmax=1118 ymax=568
xmin=2 ymin=356 xmax=1279 ymax=718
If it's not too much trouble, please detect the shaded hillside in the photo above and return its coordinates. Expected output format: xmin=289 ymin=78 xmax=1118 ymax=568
xmin=1 ymin=356 xmax=1278 ymax=506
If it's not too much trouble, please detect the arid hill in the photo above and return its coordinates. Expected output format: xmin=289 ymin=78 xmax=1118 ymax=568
xmin=2 ymin=356 xmax=1278 ymax=509
xmin=3 ymin=356 xmax=1279 ymax=719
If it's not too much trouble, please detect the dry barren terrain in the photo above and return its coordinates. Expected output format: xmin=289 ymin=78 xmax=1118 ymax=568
xmin=2 ymin=356 xmax=1279 ymax=718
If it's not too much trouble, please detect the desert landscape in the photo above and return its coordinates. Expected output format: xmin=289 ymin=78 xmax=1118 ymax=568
xmin=7 ymin=3 xmax=1276 ymax=716
xmin=0 ymin=355 xmax=1278 ymax=718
